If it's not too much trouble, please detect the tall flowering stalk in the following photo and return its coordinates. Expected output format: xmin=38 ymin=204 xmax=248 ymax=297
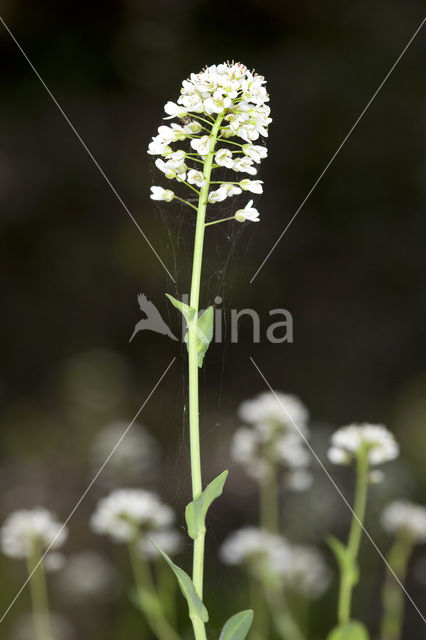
xmin=0 ymin=508 xmax=68 ymax=640
xmin=147 ymin=61 xmax=271 ymax=640
xmin=380 ymin=500 xmax=426 ymax=640
xmin=326 ymin=424 xmax=399 ymax=639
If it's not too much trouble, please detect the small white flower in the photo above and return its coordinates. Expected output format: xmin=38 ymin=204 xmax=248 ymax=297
xmin=382 ymin=501 xmax=426 ymax=543
xmin=233 ymin=156 xmax=257 ymax=176
xmin=239 ymin=179 xmax=263 ymax=194
xmin=164 ymin=101 xmax=187 ymax=119
xmin=242 ymin=144 xmax=268 ymax=163
xmin=90 ymin=489 xmax=175 ymax=543
xmin=147 ymin=137 xmax=171 ymax=156
xmin=328 ymin=423 xmax=399 ymax=466
xmin=215 ymin=148 xmax=234 ymax=168
xmin=190 ymin=136 xmax=211 ymax=156
xmin=235 ymin=200 xmax=260 ymax=222
xmin=221 ymin=183 xmax=242 ymax=197
xmin=157 ymin=124 xmax=186 ymax=143
xmin=167 ymin=150 xmax=186 ymax=167
xmin=184 ymin=120 xmax=203 ymax=134
xmin=208 ymin=187 xmax=228 ymax=203
xmin=187 ymin=169 xmax=205 ymax=187
xmin=1 ymin=508 xmax=68 ymax=559
xmin=140 ymin=529 xmax=182 ymax=559
xmin=179 ymin=93 xmax=204 ymax=113
xmin=150 ymin=186 xmax=175 ymax=202
xmin=155 ymin=158 xmax=186 ymax=181
xmin=204 ymin=90 xmax=232 ymax=115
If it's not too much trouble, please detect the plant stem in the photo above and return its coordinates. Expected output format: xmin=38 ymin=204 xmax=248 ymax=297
xmin=128 ymin=537 xmax=181 ymax=640
xmin=259 ymin=447 xmax=280 ymax=534
xmin=338 ymin=446 xmax=369 ymax=625
xmin=187 ymin=113 xmax=223 ymax=640
xmin=27 ymin=542 xmax=54 ymax=640
xmin=248 ymin=572 xmax=269 ymax=640
xmin=205 ymin=216 xmax=235 ymax=227
xmin=380 ymin=529 xmax=413 ymax=640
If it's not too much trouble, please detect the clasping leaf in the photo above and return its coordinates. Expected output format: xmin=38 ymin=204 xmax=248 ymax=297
xmin=150 ymin=541 xmax=208 ymax=623
xmin=165 ymin=293 xmax=195 ymax=324
xmin=186 ymin=470 xmax=228 ymax=540
xmin=327 ymin=535 xmax=359 ymax=586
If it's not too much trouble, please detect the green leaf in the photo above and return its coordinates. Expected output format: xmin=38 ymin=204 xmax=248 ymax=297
xmin=326 ymin=535 xmax=359 ymax=585
xmin=150 ymin=541 xmax=208 ymax=623
xmin=326 ymin=621 xmax=370 ymax=640
xmin=194 ymin=305 xmax=214 ymax=368
xmin=219 ymin=610 xmax=254 ymax=640
xmin=185 ymin=470 xmax=228 ymax=540
xmin=165 ymin=293 xmax=195 ymax=324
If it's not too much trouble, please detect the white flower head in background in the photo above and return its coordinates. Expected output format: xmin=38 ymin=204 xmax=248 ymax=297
xmin=238 ymin=391 xmax=309 ymax=436
xmin=148 ymin=61 xmax=270 ymax=224
xmin=381 ymin=500 xmax=426 ymax=544
xmin=231 ymin=391 xmax=311 ymax=490
xmin=1 ymin=508 xmax=68 ymax=560
xmin=219 ymin=527 xmax=330 ymax=598
xmin=274 ymin=544 xmax=331 ymax=599
xmin=328 ymin=423 xmax=399 ymax=467
xmin=90 ymin=421 xmax=161 ymax=486
xmin=219 ymin=526 xmax=288 ymax=571
xmin=90 ymin=489 xmax=174 ymax=543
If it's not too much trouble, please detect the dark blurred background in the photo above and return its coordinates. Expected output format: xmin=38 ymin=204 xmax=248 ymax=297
xmin=1 ymin=1 xmax=426 ymax=638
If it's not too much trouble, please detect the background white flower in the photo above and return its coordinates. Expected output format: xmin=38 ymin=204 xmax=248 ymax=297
xmin=328 ymin=423 xmax=399 ymax=466
xmin=381 ymin=500 xmax=426 ymax=543
xmin=1 ymin=508 xmax=68 ymax=559
xmin=238 ymin=391 xmax=309 ymax=433
xmin=219 ymin=527 xmax=330 ymax=598
xmin=90 ymin=489 xmax=174 ymax=543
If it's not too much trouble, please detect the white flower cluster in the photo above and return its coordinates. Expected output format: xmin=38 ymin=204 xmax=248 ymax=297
xmin=219 ymin=527 xmax=330 ymax=598
xmin=90 ymin=488 xmax=175 ymax=545
xmin=148 ymin=61 xmax=270 ymax=223
xmin=1 ymin=508 xmax=68 ymax=560
xmin=381 ymin=500 xmax=426 ymax=544
xmin=231 ymin=392 xmax=312 ymax=489
xmin=328 ymin=423 xmax=399 ymax=467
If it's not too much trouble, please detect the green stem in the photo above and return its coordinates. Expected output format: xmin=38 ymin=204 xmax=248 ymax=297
xmin=248 ymin=572 xmax=269 ymax=640
xmin=174 ymin=195 xmax=198 ymax=211
xmin=128 ymin=537 xmax=181 ymax=640
xmin=187 ymin=113 xmax=223 ymax=640
xmin=380 ymin=529 xmax=413 ymax=640
xmin=27 ymin=541 xmax=54 ymax=640
xmin=259 ymin=447 xmax=280 ymax=534
xmin=338 ymin=446 xmax=369 ymax=625
xmin=205 ymin=216 xmax=235 ymax=227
